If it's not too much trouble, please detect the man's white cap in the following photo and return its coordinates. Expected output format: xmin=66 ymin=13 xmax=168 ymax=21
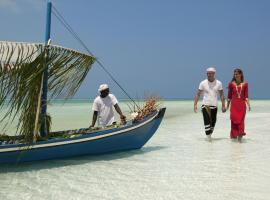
xmin=98 ymin=84 xmax=109 ymax=92
xmin=206 ymin=67 xmax=216 ymax=73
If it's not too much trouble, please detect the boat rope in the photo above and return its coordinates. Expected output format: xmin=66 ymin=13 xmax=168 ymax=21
xmin=51 ymin=5 xmax=139 ymax=109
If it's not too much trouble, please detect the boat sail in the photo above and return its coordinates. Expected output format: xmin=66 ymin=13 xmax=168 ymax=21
xmin=0 ymin=1 xmax=165 ymax=164
xmin=0 ymin=41 xmax=95 ymax=142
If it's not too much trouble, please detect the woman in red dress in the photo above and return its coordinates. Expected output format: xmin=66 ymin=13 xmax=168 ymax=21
xmin=227 ymin=69 xmax=251 ymax=141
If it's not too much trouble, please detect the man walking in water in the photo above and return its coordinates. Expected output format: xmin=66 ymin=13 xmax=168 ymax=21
xmin=194 ymin=67 xmax=226 ymax=140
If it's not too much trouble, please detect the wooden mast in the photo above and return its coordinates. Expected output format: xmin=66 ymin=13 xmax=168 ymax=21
xmin=40 ymin=0 xmax=52 ymax=137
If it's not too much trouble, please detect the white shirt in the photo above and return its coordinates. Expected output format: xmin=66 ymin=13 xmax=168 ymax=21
xmin=92 ymin=94 xmax=118 ymax=126
xmin=198 ymin=79 xmax=223 ymax=106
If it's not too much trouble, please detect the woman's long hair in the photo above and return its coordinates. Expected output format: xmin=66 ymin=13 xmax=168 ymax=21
xmin=231 ymin=68 xmax=244 ymax=83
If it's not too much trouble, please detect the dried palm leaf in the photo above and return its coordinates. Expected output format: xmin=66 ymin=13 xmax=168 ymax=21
xmin=133 ymin=96 xmax=161 ymax=121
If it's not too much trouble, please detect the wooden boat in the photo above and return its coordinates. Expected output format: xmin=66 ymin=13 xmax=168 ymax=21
xmin=0 ymin=1 xmax=166 ymax=164
xmin=0 ymin=108 xmax=165 ymax=164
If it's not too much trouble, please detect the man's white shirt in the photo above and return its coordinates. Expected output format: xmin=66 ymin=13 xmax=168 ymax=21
xmin=92 ymin=94 xmax=118 ymax=126
xmin=198 ymin=79 xmax=223 ymax=106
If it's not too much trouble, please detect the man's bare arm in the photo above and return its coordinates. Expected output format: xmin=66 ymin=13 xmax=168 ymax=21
xmin=114 ymin=104 xmax=126 ymax=124
xmin=194 ymin=89 xmax=202 ymax=113
xmin=219 ymin=90 xmax=226 ymax=113
xmin=90 ymin=111 xmax=98 ymax=127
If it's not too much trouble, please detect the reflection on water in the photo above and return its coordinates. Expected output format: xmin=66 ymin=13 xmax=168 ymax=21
xmin=0 ymin=146 xmax=167 ymax=173
xmin=0 ymin=100 xmax=270 ymax=200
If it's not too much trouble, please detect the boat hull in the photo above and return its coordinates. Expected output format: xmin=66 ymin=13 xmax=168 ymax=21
xmin=0 ymin=108 xmax=166 ymax=164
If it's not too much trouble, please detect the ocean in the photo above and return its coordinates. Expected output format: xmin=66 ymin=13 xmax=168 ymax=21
xmin=0 ymin=100 xmax=270 ymax=200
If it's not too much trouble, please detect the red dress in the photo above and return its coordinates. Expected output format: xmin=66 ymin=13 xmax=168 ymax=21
xmin=227 ymin=82 xmax=248 ymax=138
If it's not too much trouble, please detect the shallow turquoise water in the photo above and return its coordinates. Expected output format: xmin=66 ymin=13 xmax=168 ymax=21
xmin=0 ymin=100 xmax=270 ymax=200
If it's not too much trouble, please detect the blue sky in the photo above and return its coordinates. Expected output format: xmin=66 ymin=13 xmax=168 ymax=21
xmin=0 ymin=0 xmax=269 ymax=99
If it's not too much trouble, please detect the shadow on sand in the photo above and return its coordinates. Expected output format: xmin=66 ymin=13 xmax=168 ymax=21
xmin=199 ymin=137 xmax=228 ymax=142
xmin=230 ymin=138 xmax=251 ymax=143
xmin=0 ymin=146 xmax=167 ymax=173
xmin=209 ymin=137 xmax=228 ymax=141
xmin=202 ymin=137 xmax=252 ymax=143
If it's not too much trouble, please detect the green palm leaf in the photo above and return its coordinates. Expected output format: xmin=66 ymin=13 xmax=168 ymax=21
xmin=0 ymin=41 xmax=95 ymax=143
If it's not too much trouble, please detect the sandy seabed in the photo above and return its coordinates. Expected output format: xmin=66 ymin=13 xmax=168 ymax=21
xmin=0 ymin=100 xmax=269 ymax=200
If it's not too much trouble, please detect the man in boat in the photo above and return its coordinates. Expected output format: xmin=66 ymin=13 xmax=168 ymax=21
xmin=193 ymin=67 xmax=226 ymax=140
xmin=90 ymin=84 xmax=126 ymax=128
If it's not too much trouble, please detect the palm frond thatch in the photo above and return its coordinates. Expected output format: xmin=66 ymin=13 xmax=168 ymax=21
xmin=0 ymin=41 xmax=95 ymax=143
